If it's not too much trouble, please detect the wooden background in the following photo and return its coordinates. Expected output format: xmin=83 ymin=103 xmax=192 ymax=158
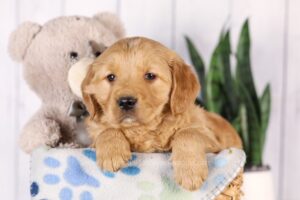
xmin=0 ymin=0 xmax=299 ymax=199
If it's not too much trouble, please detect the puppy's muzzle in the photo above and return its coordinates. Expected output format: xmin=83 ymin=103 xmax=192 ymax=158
xmin=117 ymin=96 xmax=137 ymax=111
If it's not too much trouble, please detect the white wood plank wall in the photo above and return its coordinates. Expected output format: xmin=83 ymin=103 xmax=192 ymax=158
xmin=0 ymin=0 xmax=298 ymax=199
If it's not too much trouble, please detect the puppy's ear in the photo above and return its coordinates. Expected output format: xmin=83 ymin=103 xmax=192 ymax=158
xmin=81 ymin=67 xmax=102 ymax=120
xmin=169 ymin=58 xmax=200 ymax=114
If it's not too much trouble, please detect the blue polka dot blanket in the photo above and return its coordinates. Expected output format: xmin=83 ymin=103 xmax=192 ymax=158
xmin=30 ymin=147 xmax=245 ymax=200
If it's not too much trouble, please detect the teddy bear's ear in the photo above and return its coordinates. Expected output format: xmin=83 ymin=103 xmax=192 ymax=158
xmin=8 ymin=22 xmax=42 ymax=62
xmin=93 ymin=12 xmax=125 ymax=39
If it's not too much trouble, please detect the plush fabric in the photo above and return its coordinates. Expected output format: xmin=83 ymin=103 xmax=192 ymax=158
xmin=30 ymin=147 xmax=245 ymax=200
xmin=8 ymin=12 xmax=125 ymax=153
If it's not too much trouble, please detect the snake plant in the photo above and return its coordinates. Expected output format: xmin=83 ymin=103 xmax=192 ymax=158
xmin=185 ymin=20 xmax=271 ymax=168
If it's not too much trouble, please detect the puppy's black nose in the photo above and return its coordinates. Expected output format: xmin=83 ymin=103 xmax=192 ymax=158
xmin=117 ymin=96 xmax=137 ymax=111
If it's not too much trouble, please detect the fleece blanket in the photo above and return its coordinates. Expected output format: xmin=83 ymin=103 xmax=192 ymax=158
xmin=30 ymin=147 xmax=245 ymax=200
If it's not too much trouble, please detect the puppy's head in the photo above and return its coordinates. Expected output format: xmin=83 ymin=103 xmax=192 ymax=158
xmin=82 ymin=37 xmax=200 ymax=127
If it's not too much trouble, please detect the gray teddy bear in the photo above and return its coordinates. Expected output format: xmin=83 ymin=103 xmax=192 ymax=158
xmin=8 ymin=12 xmax=125 ymax=153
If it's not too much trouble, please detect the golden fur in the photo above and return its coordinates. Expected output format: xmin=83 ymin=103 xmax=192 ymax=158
xmin=82 ymin=37 xmax=242 ymax=191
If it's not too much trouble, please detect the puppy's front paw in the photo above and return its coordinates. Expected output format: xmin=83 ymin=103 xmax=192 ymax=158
xmin=172 ymin=155 xmax=208 ymax=191
xmin=96 ymin=139 xmax=131 ymax=172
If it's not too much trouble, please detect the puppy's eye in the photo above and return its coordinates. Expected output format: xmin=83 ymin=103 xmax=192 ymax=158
xmin=69 ymin=51 xmax=78 ymax=59
xmin=107 ymin=74 xmax=116 ymax=82
xmin=94 ymin=51 xmax=101 ymax=57
xmin=144 ymin=72 xmax=156 ymax=81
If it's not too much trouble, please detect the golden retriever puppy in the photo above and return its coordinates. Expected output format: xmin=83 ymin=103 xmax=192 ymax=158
xmin=82 ymin=37 xmax=242 ymax=191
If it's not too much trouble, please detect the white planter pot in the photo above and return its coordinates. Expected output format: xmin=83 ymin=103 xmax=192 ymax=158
xmin=242 ymin=169 xmax=275 ymax=200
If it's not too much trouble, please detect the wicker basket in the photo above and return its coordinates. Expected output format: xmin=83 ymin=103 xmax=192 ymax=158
xmin=216 ymin=171 xmax=244 ymax=200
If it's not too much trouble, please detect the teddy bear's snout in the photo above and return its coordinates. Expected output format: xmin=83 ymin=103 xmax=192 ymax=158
xmin=67 ymin=57 xmax=94 ymax=98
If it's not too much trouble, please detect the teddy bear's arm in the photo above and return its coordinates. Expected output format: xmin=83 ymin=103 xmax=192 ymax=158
xmin=19 ymin=109 xmax=61 ymax=153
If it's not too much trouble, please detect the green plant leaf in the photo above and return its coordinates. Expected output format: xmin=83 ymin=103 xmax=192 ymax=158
xmin=218 ymin=31 xmax=239 ymax=121
xmin=206 ymin=31 xmax=238 ymax=120
xmin=185 ymin=36 xmax=206 ymax=102
xmin=185 ymin=19 xmax=272 ymax=167
xmin=234 ymin=103 xmax=249 ymax=155
xmin=259 ymin=84 xmax=271 ymax=156
xmin=238 ymin=81 xmax=262 ymax=166
xmin=236 ymin=20 xmax=261 ymax=122
xmin=206 ymin=41 xmax=224 ymax=113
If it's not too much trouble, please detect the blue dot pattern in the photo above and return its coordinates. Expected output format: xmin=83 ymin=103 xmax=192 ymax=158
xmin=44 ymin=157 xmax=60 ymax=168
xmin=30 ymin=182 xmax=39 ymax=197
xmin=33 ymin=148 xmax=246 ymax=199
xmin=80 ymin=191 xmax=93 ymax=200
xmin=43 ymin=174 xmax=60 ymax=185
xmin=37 ymin=153 xmax=144 ymax=199
xmin=82 ymin=150 xmax=141 ymax=178
xmin=102 ymin=171 xmax=115 ymax=178
xmin=59 ymin=187 xmax=73 ymax=200
xmin=121 ymin=166 xmax=140 ymax=176
xmin=83 ymin=149 xmax=96 ymax=162
xmin=213 ymin=157 xmax=228 ymax=168
xmin=64 ymin=156 xmax=100 ymax=187
xmin=129 ymin=154 xmax=137 ymax=162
